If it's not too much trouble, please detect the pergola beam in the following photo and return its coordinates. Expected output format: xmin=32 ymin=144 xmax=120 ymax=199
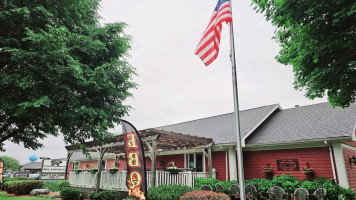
xmin=66 ymin=134 xmax=160 ymax=153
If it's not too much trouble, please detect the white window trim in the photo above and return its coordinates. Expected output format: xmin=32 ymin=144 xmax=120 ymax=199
xmin=185 ymin=153 xmax=205 ymax=172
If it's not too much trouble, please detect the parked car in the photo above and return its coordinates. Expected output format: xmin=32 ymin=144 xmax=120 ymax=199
xmin=3 ymin=172 xmax=14 ymax=178
xmin=29 ymin=174 xmax=41 ymax=180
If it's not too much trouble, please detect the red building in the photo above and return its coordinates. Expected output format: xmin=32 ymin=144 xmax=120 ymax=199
xmin=67 ymin=102 xmax=356 ymax=190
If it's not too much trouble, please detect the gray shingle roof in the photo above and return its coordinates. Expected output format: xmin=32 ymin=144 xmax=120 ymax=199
xmin=155 ymin=104 xmax=280 ymax=144
xmin=70 ymin=152 xmax=116 ymax=161
xmin=21 ymin=162 xmax=42 ymax=169
xmin=246 ymin=102 xmax=356 ymax=145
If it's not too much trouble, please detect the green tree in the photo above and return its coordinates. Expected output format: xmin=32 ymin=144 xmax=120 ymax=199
xmin=252 ymin=0 xmax=356 ymax=107
xmin=0 ymin=156 xmax=20 ymax=172
xmin=0 ymin=0 xmax=136 ymax=151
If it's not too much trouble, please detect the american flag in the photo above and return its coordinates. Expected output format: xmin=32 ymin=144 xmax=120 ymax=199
xmin=195 ymin=0 xmax=232 ymax=66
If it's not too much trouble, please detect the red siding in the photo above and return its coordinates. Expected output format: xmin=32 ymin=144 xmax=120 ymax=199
xmin=118 ymin=159 xmax=127 ymax=171
xmin=344 ymin=142 xmax=356 ymax=148
xmin=243 ymin=147 xmax=334 ymax=180
xmin=342 ymin=146 xmax=356 ymax=191
xmin=212 ymin=151 xmax=227 ymax=181
xmin=145 ymin=154 xmax=185 ymax=171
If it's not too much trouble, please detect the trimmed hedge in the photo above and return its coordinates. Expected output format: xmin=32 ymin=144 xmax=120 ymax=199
xmin=94 ymin=190 xmax=121 ymax=200
xmin=148 ymin=184 xmax=194 ymax=200
xmin=4 ymin=180 xmax=45 ymax=195
xmin=180 ymin=190 xmax=230 ymax=200
xmin=1 ymin=177 xmax=32 ymax=191
xmin=60 ymin=187 xmax=80 ymax=200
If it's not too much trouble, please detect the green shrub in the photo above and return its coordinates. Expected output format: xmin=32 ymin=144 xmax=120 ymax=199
xmin=194 ymin=175 xmax=356 ymax=199
xmin=180 ymin=190 xmax=230 ymax=200
xmin=301 ymin=177 xmax=355 ymax=200
xmin=148 ymin=184 xmax=194 ymax=200
xmin=43 ymin=181 xmax=60 ymax=192
xmin=94 ymin=190 xmax=121 ymax=200
xmin=1 ymin=177 xmax=32 ymax=190
xmin=57 ymin=180 xmax=70 ymax=191
xmin=194 ymin=177 xmax=237 ymax=193
xmin=271 ymin=174 xmax=301 ymax=194
xmin=3 ymin=181 xmax=15 ymax=194
xmin=50 ymin=194 xmax=61 ymax=199
xmin=248 ymin=178 xmax=272 ymax=194
xmin=122 ymin=196 xmax=137 ymax=200
xmin=4 ymin=180 xmax=45 ymax=195
xmin=12 ymin=177 xmax=31 ymax=181
xmin=60 ymin=187 xmax=80 ymax=200
xmin=88 ymin=191 xmax=95 ymax=199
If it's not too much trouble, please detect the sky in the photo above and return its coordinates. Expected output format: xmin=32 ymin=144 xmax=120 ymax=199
xmin=1 ymin=0 xmax=327 ymax=164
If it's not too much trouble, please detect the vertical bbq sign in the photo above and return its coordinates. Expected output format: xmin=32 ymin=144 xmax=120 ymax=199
xmin=122 ymin=120 xmax=147 ymax=200
xmin=0 ymin=158 xmax=3 ymax=184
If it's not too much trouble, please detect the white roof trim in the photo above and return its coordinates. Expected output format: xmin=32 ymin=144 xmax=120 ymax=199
xmin=241 ymin=104 xmax=281 ymax=147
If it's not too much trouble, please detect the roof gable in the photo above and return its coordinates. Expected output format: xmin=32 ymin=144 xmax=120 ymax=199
xmin=155 ymin=104 xmax=280 ymax=144
xmin=246 ymin=102 xmax=356 ymax=145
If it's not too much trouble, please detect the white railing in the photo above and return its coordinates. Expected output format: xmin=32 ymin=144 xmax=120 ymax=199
xmin=69 ymin=170 xmax=214 ymax=190
xmin=100 ymin=171 xmax=127 ymax=191
xmin=69 ymin=171 xmax=97 ymax=188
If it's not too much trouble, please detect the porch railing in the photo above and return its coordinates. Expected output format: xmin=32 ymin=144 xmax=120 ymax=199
xmin=69 ymin=170 xmax=214 ymax=190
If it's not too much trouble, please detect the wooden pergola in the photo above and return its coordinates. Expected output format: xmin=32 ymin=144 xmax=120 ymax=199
xmin=65 ymin=128 xmax=214 ymax=192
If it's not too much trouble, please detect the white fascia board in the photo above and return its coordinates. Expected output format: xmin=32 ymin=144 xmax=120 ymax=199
xmin=333 ymin=143 xmax=349 ymax=188
xmin=241 ymin=104 xmax=281 ymax=147
xmin=351 ymin=124 xmax=356 ymax=141
xmin=244 ymin=136 xmax=353 ymax=151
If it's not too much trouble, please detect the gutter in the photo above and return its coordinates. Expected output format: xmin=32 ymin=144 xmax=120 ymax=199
xmin=212 ymin=136 xmax=353 ymax=151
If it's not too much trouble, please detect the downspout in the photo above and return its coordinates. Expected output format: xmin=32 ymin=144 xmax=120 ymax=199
xmin=329 ymin=145 xmax=337 ymax=181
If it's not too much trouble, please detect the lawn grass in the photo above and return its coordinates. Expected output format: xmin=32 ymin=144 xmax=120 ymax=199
xmin=0 ymin=193 xmax=54 ymax=200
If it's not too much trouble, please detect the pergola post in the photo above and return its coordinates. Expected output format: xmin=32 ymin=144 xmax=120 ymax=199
xmin=64 ymin=152 xmax=73 ymax=180
xmin=208 ymin=147 xmax=212 ymax=178
xmin=95 ymin=147 xmax=107 ymax=194
xmin=151 ymin=140 xmax=157 ymax=188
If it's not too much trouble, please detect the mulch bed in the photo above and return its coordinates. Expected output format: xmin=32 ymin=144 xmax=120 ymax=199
xmin=1 ymin=191 xmax=61 ymax=199
xmin=1 ymin=191 xmax=92 ymax=200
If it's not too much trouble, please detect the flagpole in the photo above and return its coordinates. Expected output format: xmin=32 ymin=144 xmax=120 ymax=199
xmin=229 ymin=1 xmax=245 ymax=199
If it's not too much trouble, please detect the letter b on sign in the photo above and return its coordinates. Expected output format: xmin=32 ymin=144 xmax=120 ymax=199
xmin=127 ymin=133 xmax=137 ymax=148
xmin=128 ymin=152 xmax=140 ymax=167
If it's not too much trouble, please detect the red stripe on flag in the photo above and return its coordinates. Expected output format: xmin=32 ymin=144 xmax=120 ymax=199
xmin=195 ymin=0 xmax=232 ymax=66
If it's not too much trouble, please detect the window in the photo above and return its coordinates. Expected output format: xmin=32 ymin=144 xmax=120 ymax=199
xmin=73 ymin=162 xmax=79 ymax=170
xmin=101 ymin=160 xmax=106 ymax=171
xmin=186 ymin=153 xmax=204 ymax=172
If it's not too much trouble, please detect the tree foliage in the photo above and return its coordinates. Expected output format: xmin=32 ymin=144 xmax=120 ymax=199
xmin=252 ymin=0 xmax=356 ymax=107
xmin=0 ymin=0 xmax=136 ymax=151
xmin=0 ymin=156 xmax=20 ymax=172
